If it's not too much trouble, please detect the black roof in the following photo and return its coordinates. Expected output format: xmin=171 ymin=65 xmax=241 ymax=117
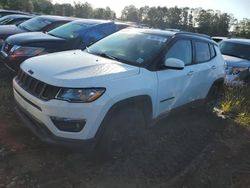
xmin=122 ymin=28 xmax=216 ymax=44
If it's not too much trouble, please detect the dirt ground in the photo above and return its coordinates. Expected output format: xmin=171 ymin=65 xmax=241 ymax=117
xmin=0 ymin=64 xmax=250 ymax=188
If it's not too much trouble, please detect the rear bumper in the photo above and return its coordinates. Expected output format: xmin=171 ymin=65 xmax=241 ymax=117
xmin=15 ymin=102 xmax=96 ymax=150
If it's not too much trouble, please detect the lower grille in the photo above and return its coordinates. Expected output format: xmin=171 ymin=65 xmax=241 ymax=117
xmin=16 ymin=70 xmax=60 ymax=101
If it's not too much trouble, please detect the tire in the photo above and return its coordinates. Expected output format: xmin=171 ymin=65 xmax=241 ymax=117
xmin=96 ymin=107 xmax=146 ymax=159
xmin=205 ymin=82 xmax=224 ymax=111
xmin=245 ymin=77 xmax=250 ymax=87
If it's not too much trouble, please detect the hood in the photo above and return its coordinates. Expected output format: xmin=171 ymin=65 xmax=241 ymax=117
xmin=0 ymin=25 xmax=25 ymax=39
xmin=6 ymin=32 xmax=66 ymax=46
xmin=21 ymin=50 xmax=140 ymax=87
xmin=223 ymin=55 xmax=250 ymax=68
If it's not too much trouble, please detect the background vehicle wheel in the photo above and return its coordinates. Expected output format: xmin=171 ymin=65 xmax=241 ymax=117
xmin=96 ymin=107 xmax=146 ymax=159
xmin=205 ymin=82 xmax=224 ymax=111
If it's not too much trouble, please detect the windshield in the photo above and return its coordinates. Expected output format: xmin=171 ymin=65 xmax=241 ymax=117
xmin=18 ymin=17 xmax=52 ymax=31
xmin=219 ymin=41 xmax=250 ymax=61
xmin=87 ymin=30 xmax=168 ymax=66
xmin=48 ymin=22 xmax=90 ymax=39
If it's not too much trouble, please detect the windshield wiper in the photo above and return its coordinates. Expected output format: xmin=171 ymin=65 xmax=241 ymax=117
xmin=92 ymin=52 xmax=119 ymax=61
xmin=18 ymin=25 xmax=30 ymax=31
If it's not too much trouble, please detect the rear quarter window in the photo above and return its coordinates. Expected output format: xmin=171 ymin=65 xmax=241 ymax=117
xmin=209 ymin=44 xmax=216 ymax=58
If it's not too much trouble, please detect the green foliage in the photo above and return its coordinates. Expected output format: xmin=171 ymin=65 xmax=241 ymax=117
xmin=233 ymin=18 xmax=250 ymax=38
xmin=121 ymin=5 xmax=140 ymax=22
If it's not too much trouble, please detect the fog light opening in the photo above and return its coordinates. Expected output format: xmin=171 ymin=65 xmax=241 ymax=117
xmin=50 ymin=117 xmax=86 ymax=132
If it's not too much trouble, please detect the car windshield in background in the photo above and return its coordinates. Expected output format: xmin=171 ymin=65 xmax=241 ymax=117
xmin=219 ymin=41 xmax=250 ymax=61
xmin=18 ymin=17 xmax=52 ymax=31
xmin=48 ymin=22 xmax=90 ymax=39
xmin=0 ymin=17 xmax=13 ymax=25
xmin=87 ymin=31 xmax=168 ymax=66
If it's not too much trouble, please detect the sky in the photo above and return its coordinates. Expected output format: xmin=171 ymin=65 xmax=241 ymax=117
xmin=52 ymin=0 xmax=250 ymax=20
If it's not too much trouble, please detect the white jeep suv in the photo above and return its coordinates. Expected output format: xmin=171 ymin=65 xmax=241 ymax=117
xmin=13 ymin=28 xmax=225 ymax=153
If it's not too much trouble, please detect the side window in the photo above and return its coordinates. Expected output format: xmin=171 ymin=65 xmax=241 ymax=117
xmin=195 ymin=41 xmax=210 ymax=63
xmin=209 ymin=44 xmax=216 ymax=58
xmin=165 ymin=40 xmax=192 ymax=65
xmin=85 ymin=29 xmax=105 ymax=46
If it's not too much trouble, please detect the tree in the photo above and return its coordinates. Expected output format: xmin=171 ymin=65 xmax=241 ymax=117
xmin=32 ymin=0 xmax=53 ymax=14
xmin=166 ymin=6 xmax=182 ymax=29
xmin=93 ymin=7 xmax=115 ymax=19
xmin=53 ymin=3 xmax=73 ymax=16
xmin=74 ymin=1 xmax=93 ymax=18
xmin=3 ymin=0 xmax=34 ymax=12
xmin=121 ymin=5 xmax=139 ymax=22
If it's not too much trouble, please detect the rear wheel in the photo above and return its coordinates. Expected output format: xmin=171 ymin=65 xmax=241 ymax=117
xmin=96 ymin=107 xmax=146 ymax=159
xmin=205 ymin=82 xmax=224 ymax=111
xmin=245 ymin=77 xmax=250 ymax=87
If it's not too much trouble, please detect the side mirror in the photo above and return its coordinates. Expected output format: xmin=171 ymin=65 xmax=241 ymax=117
xmin=164 ymin=58 xmax=185 ymax=70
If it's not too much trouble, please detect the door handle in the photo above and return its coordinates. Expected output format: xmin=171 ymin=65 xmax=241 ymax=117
xmin=211 ymin=65 xmax=216 ymax=70
xmin=187 ymin=71 xmax=194 ymax=76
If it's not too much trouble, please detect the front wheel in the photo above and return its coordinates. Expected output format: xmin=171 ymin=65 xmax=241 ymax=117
xmin=96 ymin=107 xmax=146 ymax=159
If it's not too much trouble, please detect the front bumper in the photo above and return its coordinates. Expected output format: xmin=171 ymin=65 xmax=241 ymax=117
xmin=13 ymin=78 xmax=112 ymax=142
xmin=0 ymin=51 xmax=27 ymax=72
xmin=15 ymin=102 xmax=96 ymax=150
xmin=225 ymin=75 xmax=245 ymax=86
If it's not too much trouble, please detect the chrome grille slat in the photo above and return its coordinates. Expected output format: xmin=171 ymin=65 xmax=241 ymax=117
xmin=15 ymin=70 xmax=59 ymax=101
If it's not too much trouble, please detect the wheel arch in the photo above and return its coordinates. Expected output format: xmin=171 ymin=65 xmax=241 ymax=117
xmin=94 ymin=95 xmax=153 ymax=141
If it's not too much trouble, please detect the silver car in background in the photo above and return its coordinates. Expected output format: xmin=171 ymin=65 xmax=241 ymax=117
xmin=219 ymin=38 xmax=250 ymax=86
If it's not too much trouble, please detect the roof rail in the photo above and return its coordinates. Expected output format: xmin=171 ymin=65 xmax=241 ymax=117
xmin=175 ymin=32 xmax=211 ymax=39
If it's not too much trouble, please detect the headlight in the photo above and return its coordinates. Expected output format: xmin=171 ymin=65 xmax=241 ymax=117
xmin=10 ymin=45 xmax=45 ymax=57
xmin=232 ymin=67 xmax=249 ymax=75
xmin=56 ymin=88 xmax=105 ymax=103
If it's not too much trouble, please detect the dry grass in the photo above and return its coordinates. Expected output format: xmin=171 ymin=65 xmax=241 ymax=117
xmin=219 ymin=86 xmax=250 ymax=128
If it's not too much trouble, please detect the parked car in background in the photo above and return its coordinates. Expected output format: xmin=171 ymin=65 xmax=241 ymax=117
xmin=0 ymin=9 xmax=31 ymax=18
xmin=0 ymin=15 xmax=76 ymax=48
xmin=13 ymin=28 xmax=225 ymax=155
xmin=1 ymin=19 xmax=131 ymax=72
xmin=0 ymin=14 xmax=34 ymax=25
xmin=219 ymin=38 xmax=250 ymax=86
xmin=212 ymin=36 xmax=227 ymax=43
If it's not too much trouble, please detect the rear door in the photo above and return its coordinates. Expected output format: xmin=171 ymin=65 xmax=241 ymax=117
xmin=192 ymin=40 xmax=216 ymax=99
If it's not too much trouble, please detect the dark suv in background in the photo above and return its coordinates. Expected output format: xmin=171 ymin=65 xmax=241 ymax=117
xmin=0 ymin=9 xmax=31 ymax=18
xmin=0 ymin=14 xmax=34 ymax=25
xmin=0 ymin=15 xmax=76 ymax=48
xmin=1 ymin=19 xmax=131 ymax=72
